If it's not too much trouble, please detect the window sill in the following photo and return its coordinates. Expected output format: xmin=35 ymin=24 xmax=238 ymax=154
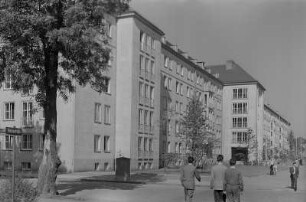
xmin=94 ymin=121 xmax=102 ymax=124
xmin=94 ymin=151 xmax=102 ymax=153
xmin=104 ymin=151 xmax=111 ymax=153
xmin=104 ymin=122 xmax=111 ymax=125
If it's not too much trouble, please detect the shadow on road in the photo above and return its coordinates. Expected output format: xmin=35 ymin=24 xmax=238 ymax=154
xmin=57 ymin=173 xmax=167 ymax=196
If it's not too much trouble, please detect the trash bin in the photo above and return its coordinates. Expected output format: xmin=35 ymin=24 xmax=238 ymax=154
xmin=115 ymin=157 xmax=130 ymax=181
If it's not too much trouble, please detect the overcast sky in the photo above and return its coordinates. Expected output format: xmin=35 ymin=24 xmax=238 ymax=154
xmin=131 ymin=0 xmax=306 ymax=138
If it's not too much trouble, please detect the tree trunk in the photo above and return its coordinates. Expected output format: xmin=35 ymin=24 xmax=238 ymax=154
xmin=37 ymin=49 xmax=61 ymax=195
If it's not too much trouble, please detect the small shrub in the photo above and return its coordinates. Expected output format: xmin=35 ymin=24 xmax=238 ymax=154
xmin=0 ymin=176 xmax=38 ymax=202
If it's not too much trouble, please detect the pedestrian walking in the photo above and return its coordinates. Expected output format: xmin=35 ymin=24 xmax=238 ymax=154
xmin=180 ymin=156 xmax=201 ymax=202
xmin=210 ymin=154 xmax=227 ymax=202
xmin=289 ymin=161 xmax=299 ymax=191
xmin=224 ymin=159 xmax=243 ymax=202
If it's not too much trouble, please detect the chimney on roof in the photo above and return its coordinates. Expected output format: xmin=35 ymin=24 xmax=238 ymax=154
xmin=197 ymin=61 xmax=205 ymax=70
xmin=161 ymin=36 xmax=166 ymax=44
xmin=225 ymin=60 xmax=235 ymax=70
xmin=170 ymin=44 xmax=178 ymax=51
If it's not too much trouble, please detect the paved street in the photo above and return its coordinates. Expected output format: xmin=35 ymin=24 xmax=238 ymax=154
xmin=39 ymin=165 xmax=306 ymax=202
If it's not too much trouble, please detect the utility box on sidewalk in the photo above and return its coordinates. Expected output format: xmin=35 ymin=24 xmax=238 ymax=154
xmin=115 ymin=157 xmax=130 ymax=181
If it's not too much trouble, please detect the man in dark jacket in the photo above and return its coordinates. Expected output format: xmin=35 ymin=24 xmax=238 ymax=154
xmin=290 ymin=161 xmax=299 ymax=191
xmin=180 ymin=156 xmax=201 ymax=202
xmin=224 ymin=159 xmax=243 ymax=202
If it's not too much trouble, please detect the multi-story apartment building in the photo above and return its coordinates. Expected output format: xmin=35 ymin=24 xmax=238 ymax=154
xmin=263 ymin=104 xmax=291 ymax=160
xmin=206 ymin=60 xmax=265 ymax=162
xmin=160 ymin=41 xmax=223 ymax=161
xmin=0 ymin=14 xmax=118 ymax=172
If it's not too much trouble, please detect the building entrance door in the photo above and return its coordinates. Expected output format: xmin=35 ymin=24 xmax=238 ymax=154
xmin=231 ymin=147 xmax=248 ymax=163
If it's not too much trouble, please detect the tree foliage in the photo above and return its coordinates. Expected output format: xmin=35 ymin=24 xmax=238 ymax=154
xmin=180 ymin=95 xmax=211 ymax=161
xmin=0 ymin=0 xmax=129 ymax=195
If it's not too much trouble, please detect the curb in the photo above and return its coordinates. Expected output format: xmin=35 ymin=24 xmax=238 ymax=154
xmin=80 ymin=178 xmax=146 ymax=184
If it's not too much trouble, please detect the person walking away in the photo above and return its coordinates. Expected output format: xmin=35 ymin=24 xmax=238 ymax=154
xmin=289 ymin=161 xmax=299 ymax=191
xmin=270 ymin=163 xmax=274 ymax=175
xmin=224 ymin=159 xmax=243 ymax=202
xmin=273 ymin=163 xmax=278 ymax=175
xmin=210 ymin=154 xmax=227 ymax=202
xmin=180 ymin=156 xmax=201 ymax=202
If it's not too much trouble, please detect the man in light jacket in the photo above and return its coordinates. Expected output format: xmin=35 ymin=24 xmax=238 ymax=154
xmin=180 ymin=156 xmax=201 ymax=202
xmin=210 ymin=154 xmax=227 ymax=202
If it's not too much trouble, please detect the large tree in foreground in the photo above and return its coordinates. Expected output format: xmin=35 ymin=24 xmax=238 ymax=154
xmin=0 ymin=0 xmax=129 ymax=195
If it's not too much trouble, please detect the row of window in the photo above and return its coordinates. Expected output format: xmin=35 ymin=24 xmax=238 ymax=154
xmin=232 ymin=131 xmax=248 ymax=144
xmin=1 ymin=102 xmax=34 ymax=123
xmin=232 ymin=102 xmax=248 ymax=114
xmin=140 ymin=55 xmax=155 ymax=76
xmin=233 ymin=88 xmax=248 ymax=99
xmin=140 ymin=31 xmax=157 ymax=53
xmin=3 ymin=161 xmax=32 ymax=171
xmin=138 ymin=137 xmax=153 ymax=152
xmin=139 ymin=82 xmax=154 ymax=101
xmin=94 ymin=135 xmax=110 ymax=153
xmin=232 ymin=117 xmax=248 ymax=128
xmin=163 ymin=141 xmax=183 ymax=153
xmin=3 ymin=134 xmax=44 ymax=150
xmin=94 ymin=103 xmax=111 ymax=124
xmin=138 ymin=109 xmax=154 ymax=128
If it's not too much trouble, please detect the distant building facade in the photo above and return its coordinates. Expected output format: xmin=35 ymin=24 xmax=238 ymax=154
xmin=160 ymin=41 xmax=223 ymax=162
xmin=206 ymin=60 xmax=265 ymax=163
xmin=263 ymin=104 xmax=291 ymax=161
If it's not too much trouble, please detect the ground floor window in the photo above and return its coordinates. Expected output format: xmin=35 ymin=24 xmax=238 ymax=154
xmin=21 ymin=162 xmax=31 ymax=171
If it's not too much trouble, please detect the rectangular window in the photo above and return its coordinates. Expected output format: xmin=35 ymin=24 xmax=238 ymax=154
xmin=175 ymin=101 xmax=179 ymax=113
xmin=149 ymin=139 xmax=153 ymax=151
xmin=138 ymin=137 xmax=142 ymax=151
xmin=23 ymin=102 xmax=33 ymax=127
xmin=150 ymin=86 xmax=154 ymax=101
xmin=187 ymin=87 xmax=190 ymax=98
xmin=139 ymin=109 xmax=143 ymax=126
xmin=139 ymin=81 xmax=144 ymax=98
xmin=140 ymin=31 xmax=146 ymax=51
xmin=164 ymin=56 xmax=169 ymax=68
xmin=176 ymin=81 xmax=180 ymax=94
xmin=39 ymin=134 xmax=45 ymax=150
xmin=180 ymin=83 xmax=183 ymax=95
xmin=146 ymin=35 xmax=151 ymax=50
xmin=233 ymin=117 xmax=248 ymax=128
xmin=149 ymin=111 xmax=153 ymax=127
xmin=167 ymin=142 xmax=171 ymax=153
xmin=144 ymin=137 xmax=148 ymax=151
xmin=4 ymin=102 xmax=15 ymax=120
xmin=104 ymin=105 xmax=111 ymax=124
xmin=233 ymin=88 xmax=248 ymax=99
xmin=4 ymin=70 xmax=13 ymax=89
xmin=233 ymin=102 xmax=248 ymax=114
xmin=4 ymin=161 xmax=12 ymax=170
xmin=21 ymin=162 xmax=31 ymax=171
xmin=94 ymin=103 xmax=102 ymax=123
xmin=180 ymin=103 xmax=183 ymax=114
xmin=168 ymin=78 xmax=172 ymax=91
xmin=102 ymin=77 xmax=110 ymax=93
xmin=5 ymin=135 xmax=13 ymax=150
xmin=21 ymin=134 xmax=33 ymax=150
xmin=140 ymin=55 xmax=145 ymax=71
xmin=144 ymin=110 xmax=148 ymax=125
xmin=94 ymin=135 xmax=101 ymax=152
xmin=104 ymin=136 xmax=110 ymax=152
xmin=181 ymin=66 xmax=184 ymax=77
xmin=145 ymin=58 xmax=150 ymax=73
xmin=151 ymin=61 xmax=155 ymax=75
